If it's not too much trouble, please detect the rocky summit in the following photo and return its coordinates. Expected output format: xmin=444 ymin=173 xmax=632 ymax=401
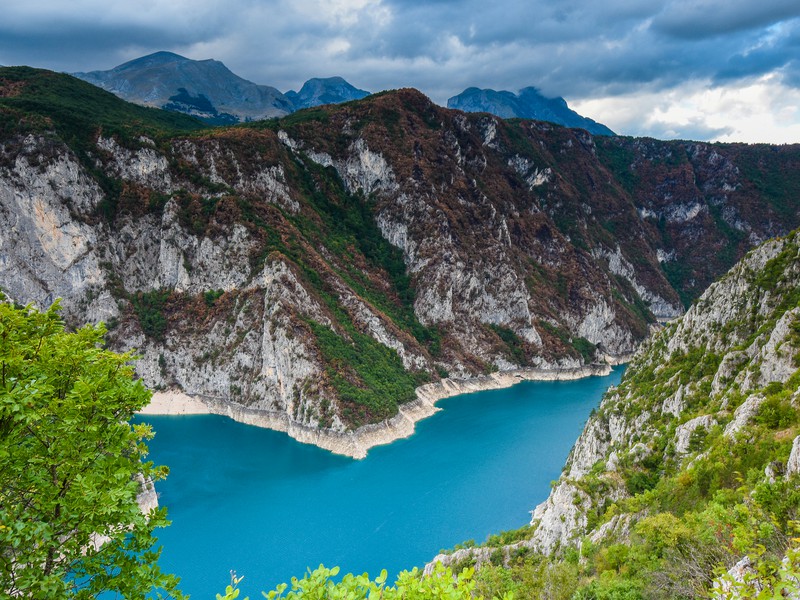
xmin=73 ymin=51 xmax=294 ymax=124
xmin=286 ymin=77 xmax=370 ymax=110
xmin=447 ymin=86 xmax=615 ymax=136
xmin=1 ymin=67 xmax=799 ymax=452
xmin=73 ymin=52 xmax=370 ymax=125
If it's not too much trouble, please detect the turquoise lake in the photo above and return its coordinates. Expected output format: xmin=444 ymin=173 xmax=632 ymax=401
xmin=137 ymin=367 xmax=623 ymax=598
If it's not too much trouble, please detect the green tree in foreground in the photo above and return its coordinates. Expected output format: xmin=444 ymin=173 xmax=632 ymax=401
xmin=0 ymin=300 xmax=182 ymax=599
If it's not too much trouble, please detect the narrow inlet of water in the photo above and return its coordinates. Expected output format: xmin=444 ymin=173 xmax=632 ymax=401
xmin=137 ymin=367 xmax=623 ymax=597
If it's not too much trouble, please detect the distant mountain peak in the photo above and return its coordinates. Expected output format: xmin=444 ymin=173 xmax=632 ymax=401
xmin=73 ymin=52 xmax=370 ymax=123
xmin=114 ymin=51 xmax=191 ymax=69
xmin=447 ymin=86 xmax=614 ymax=136
xmin=286 ymin=76 xmax=370 ymax=110
xmin=138 ymin=50 xmax=187 ymax=61
xmin=73 ymin=52 xmax=293 ymax=123
xmin=311 ymin=76 xmax=346 ymax=84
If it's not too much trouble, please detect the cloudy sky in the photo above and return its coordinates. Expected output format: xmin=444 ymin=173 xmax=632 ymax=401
xmin=2 ymin=0 xmax=800 ymax=143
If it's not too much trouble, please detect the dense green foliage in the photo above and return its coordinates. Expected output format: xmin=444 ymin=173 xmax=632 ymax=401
xmin=595 ymin=139 xmax=640 ymax=194
xmin=204 ymin=289 xmax=225 ymax=307
xmin=286 ymin=157 xmax=440 ymax=352
xmin=0 ymin=300 xmax=181 ymax=598
xmin=488 ymin=324 xmax=529 ymax=366
xmin=0 ymin=67 xmax=205 ymax=149
xmin=217 ymin=563 xmax=504 ymax=600
xmin=538 ymin=321 xmax=596 ymax=363
xmin=736 ymin=146 xmax=800 ymax=222
xmin=130 ymin=289 xmax=171 ymax=340
xmin=308 ymin=319 xmax=420 ymax=426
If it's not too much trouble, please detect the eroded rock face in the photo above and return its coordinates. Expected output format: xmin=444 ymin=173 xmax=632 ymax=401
xmin=3 ymin=87 xmax=799 ymax=448
xmin=756 ymin=308 xmax=800 ymax=386
xmin=135 ymin=474 xmax=159 ymax=514
xmin=529 ymin=483 xmax=589 ymax=554
xmin=786 ymin=436 xmax=800 ymax=479
xmin=97 ymin=136 xmax=173 ymax=191
xmin=517 ymin=231 xmax=800 ymax=555
xmin=275 ymin=109 xmax=660 ymax=367
xmin=724 ymin=394 xmax=764 ymax=439
xmin=593 ymin=245 xmax=682 ymax=320
xmin=0 ymin=137 xmax=115 ymax=324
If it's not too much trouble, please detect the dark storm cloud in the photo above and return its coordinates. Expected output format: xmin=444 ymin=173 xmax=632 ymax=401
xmin=650 ymin=0 xmax=800 ymax=40
xmin=710 ymin=18 xmax=800 ymax=88
xmin=0 ymin=25 xmax=203 ymax=68
xmin=1 ymin=0 xmax=799 ymax=110
xmin=0 ymin=1 xmax=239 ymax=72
xmin=312 ymin=0 xmax=800 ymax=104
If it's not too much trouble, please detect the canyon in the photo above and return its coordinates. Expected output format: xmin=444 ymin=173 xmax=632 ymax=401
xmin=1 ymin=66 xmax=799 ymax=454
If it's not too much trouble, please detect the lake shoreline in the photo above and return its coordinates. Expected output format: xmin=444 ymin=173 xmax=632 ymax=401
xmin=139 ymin=358 xmax=630 ymax=459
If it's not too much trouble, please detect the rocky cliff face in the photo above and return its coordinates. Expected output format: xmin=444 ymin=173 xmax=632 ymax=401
xmin=427 ymin=230 xmax=800 ymax=597
xmin=528 ymin=231 xmax=800 ymax=553
xmin=1 ymin=68 xmax=799 ymax=451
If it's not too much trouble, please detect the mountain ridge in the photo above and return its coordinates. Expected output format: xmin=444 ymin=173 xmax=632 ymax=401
xmin=1 ymin=67 xmax=798 ymax=455
xmin=73 ymin=52 xmax=371 ymax=124
xmin=74 ymin=51 xmax=293 ymax=122
xmin=73 ymin=51 xmax=613 ymax=133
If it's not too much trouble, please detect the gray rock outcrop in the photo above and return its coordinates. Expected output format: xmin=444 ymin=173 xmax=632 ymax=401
xmin=518 ymin=231 xmax=800 ymax=555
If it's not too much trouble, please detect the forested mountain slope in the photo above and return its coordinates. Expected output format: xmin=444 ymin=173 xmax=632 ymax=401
xmin=1 ymin=67 xmax=799 ymax=452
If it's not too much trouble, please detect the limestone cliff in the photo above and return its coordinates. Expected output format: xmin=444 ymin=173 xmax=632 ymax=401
xmin=526 ymin=232 xmax=800 ymax=554
xmin=428 ymin=230 xmax=800 ymax=597
xmin=1 ymin=68 xmax=799 ymax=454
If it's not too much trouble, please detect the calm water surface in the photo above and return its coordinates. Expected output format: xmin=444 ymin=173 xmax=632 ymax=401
xmin=138 ymin=367 xmax=623 ymax=597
